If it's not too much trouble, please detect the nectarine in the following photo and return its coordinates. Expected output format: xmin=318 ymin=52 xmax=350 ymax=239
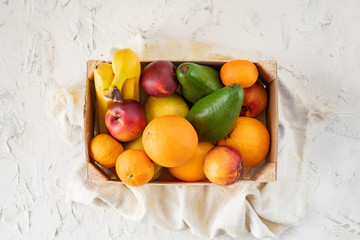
xmin=105 ymin=100 xmax=146 ymax=142
xmin=240 ymin=81 xmax=268 ymax=117
xmin=203 ymin=145 xmax=243 ymax=186
xmin=141 ymin=60 xmax=178 ymax=97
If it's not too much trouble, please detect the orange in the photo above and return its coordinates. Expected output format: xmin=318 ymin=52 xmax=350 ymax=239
xmin=220 ymin=60 xmax=258 ymax=88
xmin=142 ymin=115 xmax=198 ymax=168
xmin=169 ymin=142 xmax=214 ymax=182
xmin=217 ymin=117 xmax=270 ymax=167
xmin=89 ymin=134 xmax=124 ymax=168
xmin=115 ymin=149 xmax=154 ymax=186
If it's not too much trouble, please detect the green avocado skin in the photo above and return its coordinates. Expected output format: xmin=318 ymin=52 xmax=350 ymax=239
xmin=176 ymin=63 xmax=223 ymax=104
xmin=186 ymin=84 xmax=244 ymax=142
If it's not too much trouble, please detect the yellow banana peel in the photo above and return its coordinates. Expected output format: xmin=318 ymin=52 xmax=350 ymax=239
xmin=94 ymin=63 xmax=114 ymax=134
xmin=121 ymin=76 xmax=140 ymax=101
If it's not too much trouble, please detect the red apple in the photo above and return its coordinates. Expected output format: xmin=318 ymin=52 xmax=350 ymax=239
xmin=240 ymin=81 xmax=268 ymax=117
xmin=203 ymin=145 xmax=243 ymax=186
xmin=105 ymin=100 xmax=146 ymax=142
xmin=141 ymin=60 xmax=178 ymax=97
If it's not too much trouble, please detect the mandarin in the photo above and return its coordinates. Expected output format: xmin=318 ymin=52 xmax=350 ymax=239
xmin=89 ymin=134 xmax=124 ymax=168
xmin=115 ymin=149 xmax=154 ymax=186
xmin=220 ymin=60 xmax=258 ymax=88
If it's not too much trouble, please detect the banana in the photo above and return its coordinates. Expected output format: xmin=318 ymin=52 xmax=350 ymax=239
xmin=94 ymin=63 xmax=114 ymax=134
xmin=110 ymin=49 xmax=141 ymax=102
xmin=121 ymin=75 xmax=140 ymax=101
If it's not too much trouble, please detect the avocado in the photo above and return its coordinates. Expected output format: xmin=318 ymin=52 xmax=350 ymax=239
xmin=186 ymin=84 xmax=244 ymax=142
xmin=176 ymin=63 xmax=223 ymax=104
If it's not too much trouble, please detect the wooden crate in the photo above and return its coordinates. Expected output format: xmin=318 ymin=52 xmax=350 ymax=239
xmin=84 ymin=60 xmax=278 ymax=184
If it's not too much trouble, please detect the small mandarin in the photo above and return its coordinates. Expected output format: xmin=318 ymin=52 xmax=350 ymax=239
xmin=220 ymin=60 xmax=258 ymax=88
xmin=116 ymin=149 xmax=154 ymax=186
xmin=89 ymin=134 xmax=124 ymax=168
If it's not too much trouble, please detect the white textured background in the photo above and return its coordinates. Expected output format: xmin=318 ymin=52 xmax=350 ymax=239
xmin=1 ymin=0 xmax=360 ymax=239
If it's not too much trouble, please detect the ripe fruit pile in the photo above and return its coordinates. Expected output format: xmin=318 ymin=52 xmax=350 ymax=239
xmin=89 ymin=48 xmax=270 ymax=186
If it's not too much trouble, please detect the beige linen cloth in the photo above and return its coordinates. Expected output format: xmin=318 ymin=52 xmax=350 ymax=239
xmin=49 ymin=38 xmax=307 ymax=239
